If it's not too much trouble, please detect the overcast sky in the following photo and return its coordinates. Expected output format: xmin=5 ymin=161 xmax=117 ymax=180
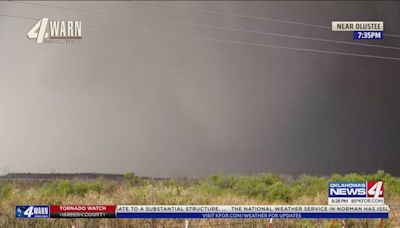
xmin=0 ymin=1 xmax=399 ymax=177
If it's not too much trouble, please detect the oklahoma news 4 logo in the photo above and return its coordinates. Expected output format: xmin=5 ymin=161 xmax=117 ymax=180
xmin=329 ymin=181 xmax=384 ymax=198
xmin=16 ymin=205 xmax=49 ymax=218
xmin=27 ymin=18 xmax=82 ymax=44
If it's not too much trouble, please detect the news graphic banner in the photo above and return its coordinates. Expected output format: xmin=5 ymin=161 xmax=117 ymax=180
xmin=328 ymin=181 xmax=384 ymax=205
xmin=16 ymin=205 xmax=116 ymax=219
xmin=50 ymin=205 xmax=116 ymax=218
xmin=331 ymin=21 xmax=384 ymax=40
xmin=116 ymin=205 xmax=389 ymax=219
xmin=15 ymin=205 xmax=389 ymax=219
xmin=16 ymin=182 xmax=389 ymax=219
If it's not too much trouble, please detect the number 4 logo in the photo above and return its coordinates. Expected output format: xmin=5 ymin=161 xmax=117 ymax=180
xmin=27 ymin=18 xmax=49 ymax=43
xmin=367 ymin=181 xmax=384 ymax=198
xmin=23 ymin=206 xmax=34 ymax=217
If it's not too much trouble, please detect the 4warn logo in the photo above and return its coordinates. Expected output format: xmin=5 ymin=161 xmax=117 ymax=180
xmin=27 ymin=18 xmax=82 ymax=44
xmin=16 ymin=206 xmax=49 ymax=218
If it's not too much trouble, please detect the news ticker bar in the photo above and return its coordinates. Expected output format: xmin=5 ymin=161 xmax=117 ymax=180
xmin=16 ymin=205 xmax=390 ymax=219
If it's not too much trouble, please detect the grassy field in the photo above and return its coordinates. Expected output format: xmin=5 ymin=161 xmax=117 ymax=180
xmin=0 ymin=170 xmax=399 ymax=227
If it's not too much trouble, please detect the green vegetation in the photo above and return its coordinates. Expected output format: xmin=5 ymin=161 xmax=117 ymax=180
xmin=0 ymin=170 xmax=399 ymax=227
xmin=0 ymin=182 xmax=13 ymax=200
xmin=40 ymin=177 xmax=116 ymax=197
xmin=124 ymin=172 xmax=146 ymax=187
xmin=197 ymin=170 xmax=400 ymax=202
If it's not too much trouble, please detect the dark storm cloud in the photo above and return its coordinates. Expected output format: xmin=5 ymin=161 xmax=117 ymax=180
xmin=0 ymin=1 xmax=399 ymax=176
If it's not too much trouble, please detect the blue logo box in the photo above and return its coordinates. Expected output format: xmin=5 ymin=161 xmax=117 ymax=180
xmin=16 ymin=205 xmax=49 ymax=218
xmin=353 ymin=31 xmax=383 ymax=40
xmin=328 ymin=182 xmax=367 ymax=198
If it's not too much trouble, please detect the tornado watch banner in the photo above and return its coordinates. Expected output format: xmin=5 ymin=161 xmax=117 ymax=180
xmin=50 ymin=205 xmax=116 ymax=218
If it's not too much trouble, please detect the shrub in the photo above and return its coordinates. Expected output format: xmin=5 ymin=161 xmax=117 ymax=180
xmin=291 ymin=175 xmax=326 ymax=197
xmin=124 ymin=172 xmax=146 ymax=187
xmin=0 ymin=183 xmax=13 ymax=200
xmin=40 ymin=178 xmax=109 ymax=197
